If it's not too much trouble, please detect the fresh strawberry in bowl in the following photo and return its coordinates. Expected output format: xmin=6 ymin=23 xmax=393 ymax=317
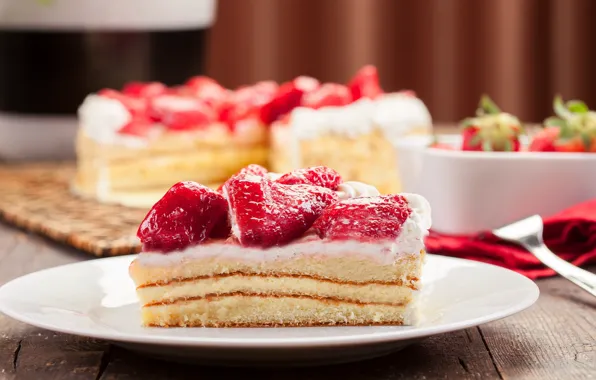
xmin=529 ymin=95 xmax=596 ymax=153
xmin=459 ymin=95 xmax=523 ymax=152
xmin=393 ymin=94 xmax=596 ymax=236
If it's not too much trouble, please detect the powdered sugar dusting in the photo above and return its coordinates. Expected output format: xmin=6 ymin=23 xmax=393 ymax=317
xmin=313 ymin=195 xmax=412 ymax=241
xmin=224 ymin=173 xmax=339 ymax=247
xmin=276 ymin=166 xmax=342 ymax=190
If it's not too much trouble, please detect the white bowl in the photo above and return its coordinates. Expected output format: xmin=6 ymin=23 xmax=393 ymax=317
xmin=395 ymin=134 xmax=596 ymax=235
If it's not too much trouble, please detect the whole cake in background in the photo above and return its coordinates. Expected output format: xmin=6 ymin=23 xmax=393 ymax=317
xmin=73 ymin=78 xmax=274 ymax=208
xmin=72 ymin=65 xmax=433 ymax=208
xmin=128 ymin=164 xmax=432 ymax=327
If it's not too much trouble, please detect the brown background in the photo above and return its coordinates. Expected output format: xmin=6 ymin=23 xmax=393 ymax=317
xmin=205 ymin=0 xmax=596 ymax=123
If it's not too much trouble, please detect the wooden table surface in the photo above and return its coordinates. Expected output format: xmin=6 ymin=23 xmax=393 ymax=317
xmin=0 ymin=223 xmax=595 ymax=380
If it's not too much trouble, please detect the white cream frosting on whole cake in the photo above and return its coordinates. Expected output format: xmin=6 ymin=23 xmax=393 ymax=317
xmin=286 ymin=93 xmax=433 ymax=141
xmin=77 ymin=94 xmax=149 ymax=147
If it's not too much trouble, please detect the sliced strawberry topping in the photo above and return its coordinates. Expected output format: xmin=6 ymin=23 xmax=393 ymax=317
xmin=259 ymin=76 xmax=320 ymax=124
xmin=301 ymin=83 xmax=352 ymax=109
xmin=347 ymin=65 xmax=384 ymax=101
xmin=289 ymin=76 xmax=320 ymax=93
xmin=224 ymin=174 xmax=338 ymax=247
xmin=149 ymin=94 xmax=216 ymax=130
xmin=122 ymin=81 xmax=168 ymax=98
xmin=217 ymin=164 xmax=269 ymax=193
xmin=276 ymin=166 xmax=342 ymax=190
xmin=118 ymin=115 xmax=154 ymax=137
xmin=137 ymin=181 xmax=230 ymax=252
xmin=182 ymin=76 xmax=229 ymax=106
xmin=98 ymin=89 xmax=147 ymax=115
xmin=222 ymin=81 xmax=279 ymax=125
xmin=313 ymin=195 xmax=411 ymax=241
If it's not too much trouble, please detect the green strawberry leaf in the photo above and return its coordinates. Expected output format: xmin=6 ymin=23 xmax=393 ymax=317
xmin=503 ymin=139 xmax=513 ymax=152
xmin=544 ymin=117 xmax=567 ymax=129
xmin=558 ymin=122 xmax=575 ymax=139
xmin=566 ymin=100 xmax=589 ymax=114
xmin=479 ymin=94 xmax=501 ymax=115
xmin=460 ymin=118 xmax=476 ymax=129
xmin=553 ymin=95 xmax=572 ymax=119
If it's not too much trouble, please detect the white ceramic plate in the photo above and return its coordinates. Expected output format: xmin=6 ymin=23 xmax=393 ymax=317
xmin=0 ymin=254 xmax=539 ymax=367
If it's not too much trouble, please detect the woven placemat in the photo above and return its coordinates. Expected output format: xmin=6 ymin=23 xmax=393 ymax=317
xmin=0 ymin=162 xmax=145 ymax=256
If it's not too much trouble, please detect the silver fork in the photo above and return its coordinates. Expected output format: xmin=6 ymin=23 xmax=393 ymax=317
xmin=493 ymin=215 xmax=596 ymax=297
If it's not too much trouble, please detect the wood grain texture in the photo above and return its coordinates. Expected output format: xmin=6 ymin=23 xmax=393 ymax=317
xmin=0 ymin=215 xmax=595 ymax=378
xmin=98 ymin=329 xmax=499 ymax=380
xmin=477 ymin=275 xmax=596 ymax=380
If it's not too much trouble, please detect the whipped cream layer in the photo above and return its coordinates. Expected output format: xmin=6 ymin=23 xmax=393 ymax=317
xmin=288 ymin=93 xmax=433 ymax=141
xmin=137 ymin=187 xmax=431 ymax=267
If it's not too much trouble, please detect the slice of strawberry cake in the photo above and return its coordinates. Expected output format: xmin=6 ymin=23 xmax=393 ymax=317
xmin=73 ymin=78 xmax=275 ymax=208
xmin=267 ymin=66 xmax=433 ymax=194
xmin=128 ymin=165 xmax=431 ymax=327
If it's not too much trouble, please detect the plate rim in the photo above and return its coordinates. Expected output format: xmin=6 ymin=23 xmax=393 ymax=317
xmin=0 ymin=254 xmax=540 ymax=349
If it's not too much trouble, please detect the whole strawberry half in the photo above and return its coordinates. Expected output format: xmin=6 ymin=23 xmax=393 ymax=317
xmin=347 ymin=65 xmax=384 ymax=101
xmin=122 ymin=81 xmax=168 ymax=98
xmin=276 ymin=166 xmax=342 ymax=190
xmin=217 ymin=164 xmax=269 ymax=193
xmin=313 ymin=195 xmax=411 ymax=241
xmin=259 ymin=76 xmax=320 ymax=124
xmin=149 ymin=94 xmax=217 ymax=130
xmin=137 ymin=181 xmax=230 ymax=252
xmin=98 ymin=89 xmax=147 ymax=116
xmin=460 ymin=95 xmax=523 ymax=152
xmin=224 ymin=173 xmax=339 ymax=247
xmin=301 ymin=83 xmax=352 ymax=109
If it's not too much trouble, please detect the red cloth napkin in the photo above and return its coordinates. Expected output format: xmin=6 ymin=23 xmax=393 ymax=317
xmin=424 ymin=199 xmax=596 ymax=279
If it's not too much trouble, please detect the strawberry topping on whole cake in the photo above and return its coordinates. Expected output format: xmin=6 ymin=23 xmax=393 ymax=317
xmin=80 ymin=65 xmax=419 ymax=142
xmin=137 ymin=165 xmax=417 ymax=253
